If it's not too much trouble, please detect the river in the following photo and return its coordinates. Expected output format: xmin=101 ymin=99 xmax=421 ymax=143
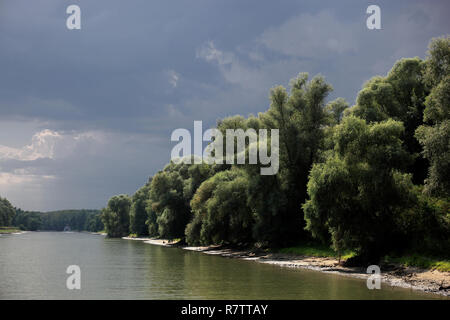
xmin=0 ymin=232 xmax=444 ymax=299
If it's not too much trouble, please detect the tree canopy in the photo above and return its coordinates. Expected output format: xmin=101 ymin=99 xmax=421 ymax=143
xmin=102 ymin=36 xmax=450 ymax=265
xmin=415 ymin=37 xmax=450 ymax=197
xmin=101 ymin=194 xmax=132 ymax=237
xmin=0 ymin=196 xmax=15 ymax=227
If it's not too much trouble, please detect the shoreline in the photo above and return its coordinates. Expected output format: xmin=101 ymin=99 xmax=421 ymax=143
xmin=123 ymin=236 xmax=450 ymax=297
xmin=0 ymin=230 xmax=27 ymax=235
xmin=89 ymin=231 xmax=107 ymax=236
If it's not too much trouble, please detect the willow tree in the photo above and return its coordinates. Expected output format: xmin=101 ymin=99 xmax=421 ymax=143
xmin=149 ymin=160 xmax=226 ymax=240
xmin=350 ymin=57 xmax=429 ymax=184
xmin=210 ymin=74 xmax=335 ymax=246
xmin=186 ymin=168 xmax=253 ymax=246
xmin=130 ymin=182 xmax=151 ymax=237
xmin=304 ymin=116 xmax=415 ymax=263
xmin=415 ymin=36 xmax=450 ymax=197
xmin=101 ymin=194 xmax=131 ymax=237
xmin=0 ymin=197 xmax=15 ymax=227
xmin=255 ymin=73 xmax=333 ymax=245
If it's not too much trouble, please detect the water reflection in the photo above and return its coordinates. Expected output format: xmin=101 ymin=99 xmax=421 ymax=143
xmin=0 ymin=232 xmax=444 ymax=300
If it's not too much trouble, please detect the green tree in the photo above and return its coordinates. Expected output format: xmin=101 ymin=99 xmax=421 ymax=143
xmin=186 ymin=169 xmax=253 ymax=245
xmin=325 ymin=97 xmax=349 ymax=125
xmin=149 ymin=163 xmax=193 ymax=240
xmin=101 ymin=195 xmax=131 ymax=237
xmin=39 ymin=210 xmax=102 ymax=231
xmin=148 ymin=159 xmax=227 ymax=240
xmin=415 ymin=36 xmax=450 ymax=197
xmin=84 ymin=212 xmax=104 ymax=232
xmin=212 ymin=74 xmax=334 ymax=246
xmin=303 ymin=116 xmax=415 ymax=263
xmin=252 ymin=73 xmax=333 ymax=245
xmin=13 ymin=209 xmax=42 ymax=231
xmin=0 ymin=197 xmax=15 ymax=226
xmin=145 ymin=201 xmax=159 ymax=237
xmin=350 ymin=57 xmax=429 ymax=184
xmin=130 ymin=183 xmax=151 ymax=237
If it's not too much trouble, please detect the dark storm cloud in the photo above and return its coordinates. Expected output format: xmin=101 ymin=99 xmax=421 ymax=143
xmin=0 ymin=0 xmax=449 ymax=210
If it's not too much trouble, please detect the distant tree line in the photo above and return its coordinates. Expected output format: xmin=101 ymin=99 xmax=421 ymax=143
xmin=12 ymin=209 xmax=43 ymax=231
xmin=105 ymin=36 xmax=450 ymax=263
xmin=39 ymin=210 xmax=104 ymax=232
xmin=0 ymin=201 xmax=103 ymax=232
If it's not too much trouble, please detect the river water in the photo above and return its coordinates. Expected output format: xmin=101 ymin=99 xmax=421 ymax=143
xmin=0 ymin=232 xmax=444 ymax=299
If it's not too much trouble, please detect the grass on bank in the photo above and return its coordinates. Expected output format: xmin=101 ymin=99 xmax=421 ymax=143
xmin=278 ymin=244 xmax=450 ymax=272
xmin=0 ymin=226 xmax=22 ymax=234
xmin=384 ymin=254 xmax=450 ymax=272
xmin=277 ymin=244 xmax=356 ymax=260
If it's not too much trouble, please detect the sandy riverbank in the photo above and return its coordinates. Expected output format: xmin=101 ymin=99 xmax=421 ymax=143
xmin=122 ymin=236 xmax=450 ymax=297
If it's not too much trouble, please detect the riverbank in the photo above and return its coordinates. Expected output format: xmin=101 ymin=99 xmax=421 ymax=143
xmin=123 ymin=236 xmax=450 ymax=297
xmin=0 ymin=227 xmax=26 ymax=235
xmin=89 ymin=231 xmax=107 ymax=236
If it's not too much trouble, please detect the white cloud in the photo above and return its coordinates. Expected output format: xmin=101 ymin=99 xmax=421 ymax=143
xmin=196 ymin=39 xmax=317 ymax=100
xmin=196 ymin=41 xmax=274 ymax=91
xmin=0 ymin=172 xmax=55 ymax=186
xmin=0 ymin=129 xmax=104 ymax=203
xmin=167 ymin=69 xmax=180 ymax=88
xmin=0 ymin=127 xmax=169 ymax=211
xmin=0 ymin=129 xmax=103 ymax=161
xmin=0 ymin=129 xmax=61 ymax=161
xmin=196 ymin=41 xmax=234 ymax=65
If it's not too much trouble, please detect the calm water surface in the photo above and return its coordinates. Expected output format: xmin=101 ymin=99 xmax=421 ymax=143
xmin=0 ymin=232 xmax=445 ymax=299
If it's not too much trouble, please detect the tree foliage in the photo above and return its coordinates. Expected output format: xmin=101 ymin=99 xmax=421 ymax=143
xmin=1 ymin=197 xmax=101 ymax=232
xmin=102 ymin=36 xmax=449 ymax=264
xmin=415 ymin=36 xmax=450 ymax=197
xmin=13 ymin=209 xmax=42 ymax=231
xmin=148 ymin=160 xmax=227 ymax=240
xmin=214 ymin=73 xmax=334 ymax=245
xmin=0 ymin=196 xmax=15 ymax=227
xmin=40 ymin=210 xmax=103 ymax=231
xmin=101 ymin=194 xmax=132 ymax=237
xmin=130 ymin=183 xmax=151 ymax=237
xmin=350 ymin=57 xmax=429 ymax=184
xmin=304 ymin=116 xmax=416 ymax=261
xmin=186 ymin=169 xmax=253 ymax=245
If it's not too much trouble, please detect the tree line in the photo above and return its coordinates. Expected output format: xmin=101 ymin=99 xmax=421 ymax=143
xmin=0 ymin=199 xmax=103 ymax=232
xmin=105 ymin=36 xmax=449 ymax=263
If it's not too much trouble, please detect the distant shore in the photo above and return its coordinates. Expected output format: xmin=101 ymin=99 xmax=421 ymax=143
xmin=0 ymin=227 xmax=26 ymax=235
xmin=123 ymin=236 xmax=450 ymax=297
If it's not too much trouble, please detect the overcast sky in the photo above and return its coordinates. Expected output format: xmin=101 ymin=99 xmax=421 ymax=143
xmin=0 ymin=0 xmax=449 ymax=211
